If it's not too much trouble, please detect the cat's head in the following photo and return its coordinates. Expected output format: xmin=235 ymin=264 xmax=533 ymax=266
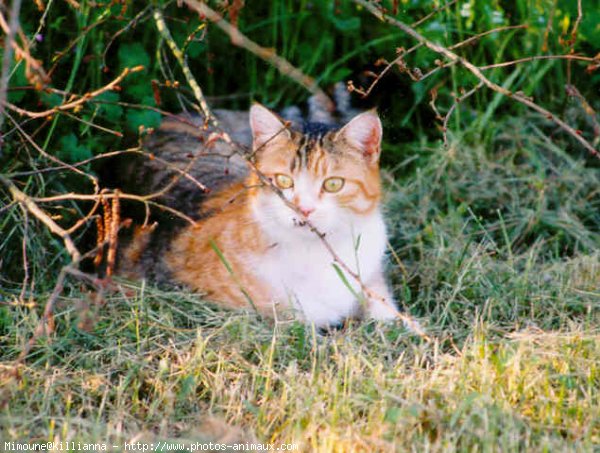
xmin=248 ymin=104 xmax=383 ymax=239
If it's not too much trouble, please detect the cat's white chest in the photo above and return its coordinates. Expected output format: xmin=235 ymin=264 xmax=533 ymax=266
xmin=257 ymin=212 xmax=388 ymax=326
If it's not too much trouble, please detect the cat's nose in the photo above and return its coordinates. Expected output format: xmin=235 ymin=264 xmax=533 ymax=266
xmin=298 ymin=206 xmax=315 ymax=217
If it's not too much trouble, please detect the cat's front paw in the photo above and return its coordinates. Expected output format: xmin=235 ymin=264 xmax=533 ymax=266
xmin=367 ymin=299 xmax=399 ymax=322
xmin=368 ymin=299 xmax=427 ymax=336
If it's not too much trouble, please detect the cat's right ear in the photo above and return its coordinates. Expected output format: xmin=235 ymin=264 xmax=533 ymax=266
xmin=249 ymin=103 xmax=291 ymax=150
xmin=335 ymin=110 xmax=382 ymax=164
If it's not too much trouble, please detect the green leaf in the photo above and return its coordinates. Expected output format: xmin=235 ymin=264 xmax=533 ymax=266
xmin=40 ymin=91 xmax=63 ymax=108
xmin=332 ymin=263 xmax=360 ymax=299
xmin=49 ymin=15 xmax=67 ymax=31
xmin=580 ymin=10 xmax=600 ymax=42
xmin=7 ymin=64 xmax=28 ymax=103
xmin=95 ymin=92 xmax=123 ymax=120
xmin=186 ymin=41 xmax=204 ymax=58
xmin=330 ymin=15 xmax=361 ymax=32
xmin=125 ymin=95 xmax=161 ymax=131
xmin=329 ymin=67 xmax=352 ymax=82
xmin=125 ymin=77 xmax=153 ymax=100
xmin=384 ymin=407 xmax=402 ymax=423
xmin=118 ymin=42 xmax=150 ymax=71
xmin=58 ymin=133 xmax=93 ymax=162
xmin=125 ymin=109 xmax=161 ymax=131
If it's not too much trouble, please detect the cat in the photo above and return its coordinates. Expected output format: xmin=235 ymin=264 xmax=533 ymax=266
xmin=119 ymin=95 xmax=398 ymax=327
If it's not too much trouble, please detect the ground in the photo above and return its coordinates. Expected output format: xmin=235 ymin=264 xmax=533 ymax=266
xmin=2 ymin=134 xmax=599 ymax=452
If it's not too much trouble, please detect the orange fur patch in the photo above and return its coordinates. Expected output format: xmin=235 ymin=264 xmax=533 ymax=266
xmin=164 ymin=181 xmax=274 ymax=314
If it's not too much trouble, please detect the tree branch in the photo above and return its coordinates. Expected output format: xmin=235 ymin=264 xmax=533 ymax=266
xmin=0 ymin=174 xmax=81 ymax=262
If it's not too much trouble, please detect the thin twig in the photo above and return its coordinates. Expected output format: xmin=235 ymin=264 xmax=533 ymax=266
xmin=479 ymin=54 xmax=595 ymax=70
xmin=448 ymin=24 xmax=528 ymax=51
xmin=47 ymin=16 xmax=108 ymax=77
xmin=18 ymin=205 xmax=29 ymax=303
xmin=11 ymin=265 xmax=67 ymax=367
xmin=355 ymin=24 xmax=527 ymax=99
xmin=0 ymin=175 xmax=81 ymax=261
xmin=442 ymin=82 xmax=484 ymax=147
xmin=565 ymin=0 xmax=583 ymax=84
xmin=7 ymin=231 xmax=124 ymax=370
xmin=353 ymin=43 xmax=422 ymax=98
xmin=565 ymin=84 xmax=600 ymax=145
xmin=59 ymin=110 xmax=123 ymax=137
xmin=0 ymin=3 xmax=49 ymax=91
xmin=102 ymin=5 xmax=153 ymax=69
xmin=1 ymin=66 xmax=145 ymax=119
xmin=32 ymin=191 xmax=198 ymax=225
xmin=411 ymin=0 xmax=458 ymax=28
xmin=306 ymin=219 xmax=430 ymax=339
xmin=154 ymin=8 xmax=215 ymax=126
xmin=0 ymin=0 xmax=24 ymax=153
xmin=7 ymin=147 xmax=142 ymax=177
xmin=4 ymin=110 xmax=99 ymax=189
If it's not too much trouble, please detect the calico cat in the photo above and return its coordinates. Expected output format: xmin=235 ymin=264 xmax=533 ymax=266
xmin=121 ymin=99 xmax=398 ymax=327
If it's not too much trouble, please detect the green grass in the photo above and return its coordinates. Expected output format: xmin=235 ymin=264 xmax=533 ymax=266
xmin=1 ymin=261 xmax=598 ymax=450
xmin=2 ymin=127 xmax=599 ymax=451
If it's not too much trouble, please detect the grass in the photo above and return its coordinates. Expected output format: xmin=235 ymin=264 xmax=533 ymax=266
xmin=2 ymin=121 xmax=599 ymax=451
xmin=1 ymin=265 xmax=598 ymax=450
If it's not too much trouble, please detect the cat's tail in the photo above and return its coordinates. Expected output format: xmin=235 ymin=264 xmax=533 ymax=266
xmin=307 ymin=82 xmax=360 ymax=124
xmin=333 ymin=82 xmax=361 ymax=123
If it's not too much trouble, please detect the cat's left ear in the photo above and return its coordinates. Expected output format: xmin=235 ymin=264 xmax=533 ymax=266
xmin=335 ymin=110 xmax=382 ymax=164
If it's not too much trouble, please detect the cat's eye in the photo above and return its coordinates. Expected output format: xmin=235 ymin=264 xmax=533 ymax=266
xmin=322 ymin=177 xmax=345 ymax=193
xmin=274 ymin=174 xmax=294 ymax=189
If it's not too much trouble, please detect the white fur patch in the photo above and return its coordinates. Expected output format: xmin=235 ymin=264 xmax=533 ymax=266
xmin=249 ymin=104 xmax=290 ymax=148
xmin=252 ymin=183 xmax=394 ymax=326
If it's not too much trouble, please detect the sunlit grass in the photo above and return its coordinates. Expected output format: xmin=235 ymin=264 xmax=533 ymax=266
xmin=2 ymin=131 xmax=599 ymax=451
xmin=1 ymin=271 xmax=598 ymax=450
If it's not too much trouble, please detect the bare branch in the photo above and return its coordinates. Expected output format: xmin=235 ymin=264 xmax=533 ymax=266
xmin=442 ymin=82 xmax=484 ymax=147
xmin=354 ymin=25 xmax=527 ymax=100
xmin=154 ymin=8 xmax=215 ymax=127
xmin=1 ymin=66 xmax=145 ymax=119
xmin=565 ymin=0 xmax=583 ymax=84
xmin=183 ymin=0 xmax=334 ymax=113
xmin=0 ymin=0 xmax=24 ymax=153
xmin=0 ymin=175 xmax=81 ymax=262
xmin=566 ymin=84 xmax=600 ymax=145
xmin=353 ymin=0 xmax=599 ymax=159
xmin=479 ymin=54 xmax=596 ymax=70
xmin=411 ymin=0 xmax=458 ymax=28
xmin=449 ymin=24 xmax=528 ymax=50
xmin=31 ymin=191 xmax=199 ymax=226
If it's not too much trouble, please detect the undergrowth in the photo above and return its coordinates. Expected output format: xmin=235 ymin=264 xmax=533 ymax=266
xmin=2 ymin=121 xmax=599 ymax=450
xmin=1 ymin=1 xmax=600 ymax=451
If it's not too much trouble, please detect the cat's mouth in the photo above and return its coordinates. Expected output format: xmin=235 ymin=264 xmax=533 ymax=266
xmin=292 ymin=218 xmax=308 ymax=228
xmin=291 ymin=218 xmax=328 ymax=238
